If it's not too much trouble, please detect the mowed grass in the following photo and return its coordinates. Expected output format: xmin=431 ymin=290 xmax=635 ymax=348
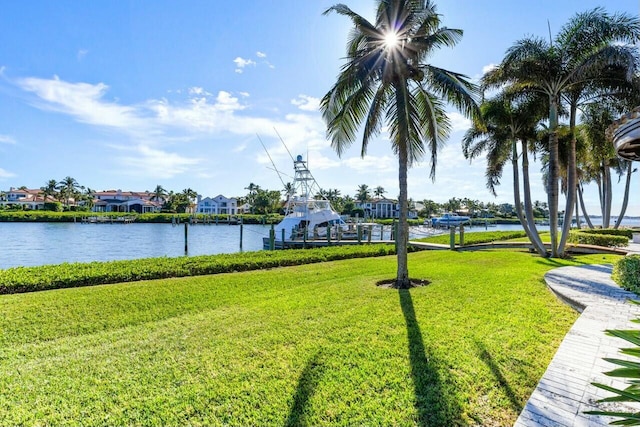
xmin=0 ymin=250 xmax=620 ymax=426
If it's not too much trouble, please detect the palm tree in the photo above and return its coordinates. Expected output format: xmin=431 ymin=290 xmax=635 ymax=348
xmin=150 ymin=185 xmax=167 ymax=204
xmin=373 ymin=186 xmax=386 ymax=198
xmin=39 ymin=179 xmax=58 ymax=207
xmin=355 ymin=184 xmax=370 ymax=203
xmin=181 ymin=188 xmax=198 ymax=213
xmin=322 ymin=0 xmax=478 ymax=288
xmin=485 ymin=7 xmax=640 ymax=257
xmin=463 ymin=93 xmax=547 ymax=255
xmin=57 ymin=176 xmax=80 ymax=209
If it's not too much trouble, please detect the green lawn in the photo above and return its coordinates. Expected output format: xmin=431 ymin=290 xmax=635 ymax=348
xmin=0 ymin=250 xmax=619 ymax=426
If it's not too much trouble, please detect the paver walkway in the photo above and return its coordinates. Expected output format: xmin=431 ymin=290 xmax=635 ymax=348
xmin=515 ymin=263 xmax=640 ymax=426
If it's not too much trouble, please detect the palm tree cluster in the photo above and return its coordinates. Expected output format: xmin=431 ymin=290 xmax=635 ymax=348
xmin=38 ymin=176 xmax=95 ymax=211
xmin=466 ymin=7 xmax=640 ymax=257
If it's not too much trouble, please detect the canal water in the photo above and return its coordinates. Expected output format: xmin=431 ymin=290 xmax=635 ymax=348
xmin=0 ymin=219 xmax=637 ymax=269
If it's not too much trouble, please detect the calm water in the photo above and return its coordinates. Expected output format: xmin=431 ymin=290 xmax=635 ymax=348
xmin=1 ymin=218 xmax=638 ymax=269
xmin=0 ymin=222 xmax=271 ymax=269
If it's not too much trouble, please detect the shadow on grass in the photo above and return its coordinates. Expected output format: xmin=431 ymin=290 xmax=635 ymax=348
xmin=474 ymin=340 xmax=522 ymax=413
xmin=284 ymin=351 xmax=325 ymax=427
xmin=399 ymin=289 xmax=462 ymax=426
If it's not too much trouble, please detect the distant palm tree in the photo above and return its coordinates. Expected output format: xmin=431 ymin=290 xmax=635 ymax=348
xmin=57 ymin=176 xmax=80 ymax=209
xmin=182 ymin=188 xmax=198 ymax=213
xmin=150 ymin=185 xmax=167 ymax=204
xmin=373 ymin=186 xmax=386 ymax=198
xmin=39 ymin=179 xmax=58 ymax=206
xmin=322 ymin=0 xmax=478 ymax=287
xmin=355 ymin=184 xmax=370 ymax=203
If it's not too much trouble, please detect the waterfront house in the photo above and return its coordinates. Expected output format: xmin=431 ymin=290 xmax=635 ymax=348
xmin=355 ymin=198 xmax=419 ymax=219
xmin=0 ymin=187 xmax=53 ymax=210
xmin=196 ymin=195 xmax=238 ymax=215
xmin=92 ymin=190 xmax=162 ymax=213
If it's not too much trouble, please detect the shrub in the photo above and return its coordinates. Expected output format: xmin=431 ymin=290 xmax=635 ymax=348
xmin=44 ymin=202 xmax=63 ymax=212
xmin=576 ymin=228 xmax=634 ymax=239
xmin=0 ymin=245 xmax=398 ymax=294
xmin=567 ymin=231 xmax=629 ymax=248
xmin=612 ymin=255 xmax=640 ymax=294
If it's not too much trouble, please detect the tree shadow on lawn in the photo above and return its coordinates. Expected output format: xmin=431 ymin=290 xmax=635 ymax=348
xmin=284 ymin=351 xmax=325 ymax=427
xmin=474 ymin=340 xmax=523 ymax=414
xmin=399 ymin=289 xmax=463 ymax=426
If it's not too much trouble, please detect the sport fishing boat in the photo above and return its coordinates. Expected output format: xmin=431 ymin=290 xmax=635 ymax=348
xmin=263 ymin=155 xmax=361 ymax=248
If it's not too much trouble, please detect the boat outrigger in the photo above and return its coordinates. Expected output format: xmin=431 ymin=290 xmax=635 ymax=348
xmin=262 ymin=155 xmax=363 ymax=249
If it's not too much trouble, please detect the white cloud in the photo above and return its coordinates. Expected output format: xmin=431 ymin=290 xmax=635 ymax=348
xmin=239 ymin=91 xmax=250 ymax=97
xmin=77 ymin=49 xmax=89 ymax=60
xmin=291 ymin=94 xmax=320 ymax=112
xmin=447 ymin=111 xmax=471 ymax=133
xmin=233 ymin=57 xmax=256 ymax=73
xmin=114 ymin=144 xmax=202 ymax=179
xmin=0 ymin=167 xmax=16 ymax=179
xmin=482 ymin=63 xmax=497 ymax=75
xmin=343 ymin=155 xmax=395 ymax=173
xmin=11 ymin=74 xmax=336 ymax=181
xmin=16 ymin=76 xmax=149 ymax=134
xmin=188 ymin=86 xmax=212 ymax=96
xmin=0 ymin=135 xmax=16 ymax=144
xmin=256 ymin=51 xmax=267 ymax=58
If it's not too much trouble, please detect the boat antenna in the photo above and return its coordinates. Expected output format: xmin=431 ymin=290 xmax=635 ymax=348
xmin=257 ymin=134 xmax=287 ymax=189
xmin=273 ymin=127 xmax=295 ymax=162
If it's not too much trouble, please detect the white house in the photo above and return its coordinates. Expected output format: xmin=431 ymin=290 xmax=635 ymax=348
xmin=0 ymin=188 xmax=49 ymax=210
xmin=196 ymin=194 xmax=237 ymax=215
xmin=355 ymin=198 xmax=418 ymax=219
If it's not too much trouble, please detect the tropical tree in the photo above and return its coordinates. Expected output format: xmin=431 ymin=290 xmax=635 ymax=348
xmin=80 ymin=187 xmax=96 ymax=211
xmin=181 ymin=188 xmax=198 ymax=213
xmin=57 ymin=176 xmax=80 ymax=209
xmin=39 ymin=179 xmax=58 ymax=206
xmin=244 ymin=183 xmax=261 ymax=214
xmin=150 ymin=185 xmax=167 ymax=204
xmin=463 ymin=93 xmax=547 ymax=255
xmin=355 ymin=184 xmax=370 ymax=203
xmin=484 ymin=7 xmax=640 ymax=257
xmin=581 ymin=103 xmax=637 ymax=228
xmin=420 ymin=199 xmax=440 ymax=217
xmin=322 ymin=0 xmax=478 ymax=287
xmin=373 ymin=186 xmax=386 ymax=198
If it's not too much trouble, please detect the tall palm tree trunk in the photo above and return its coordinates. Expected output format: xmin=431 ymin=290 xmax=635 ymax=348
xmin=558 ymin=105 xmax=578 ymax=254
xmin=521 ymin=140 xmax=547 ymax=255
xmin=578 ymin=184 xmax=594 ymax=229
xmin=603 ymin=164 xmax=612 ymax=228
xmin=548 ymin=98 xmax=560 ymax=257
xmin=395 ymin=85 xmax=410 ymax=289
xmin=397 ymin=143 xmax=410 ymax=288
xmin=512 ymin=142 xmax=530 ymax=235
xmin=614 ymin=162 xmax=633 ymax=229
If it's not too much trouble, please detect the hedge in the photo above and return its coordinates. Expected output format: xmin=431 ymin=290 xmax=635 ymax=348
xmin=567 ymin=231 xmax=629 ymax=248
xmin=0 ymin=211 xmax=283 ymax=224
xmin=612 ymin=255 xmax=640 ymax=294
xmin=0 ymin=245 xmax=399 ymax=294
xmin=575 ymin=228 xmax=634 ymax=239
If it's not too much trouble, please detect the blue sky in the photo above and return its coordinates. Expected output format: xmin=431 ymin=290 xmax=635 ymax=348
xmin=0 ymin=0 xmax=639 ymax=215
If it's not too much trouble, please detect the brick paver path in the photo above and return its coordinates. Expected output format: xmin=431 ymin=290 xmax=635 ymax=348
xmin=515 ymin=264 xmax=640 ymax=427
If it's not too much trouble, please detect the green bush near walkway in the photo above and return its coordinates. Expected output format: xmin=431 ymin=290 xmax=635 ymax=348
xmin=0 ymin=250 xmax=621 ymax=426
xmin=612 ymin=254 xmax=640 ymax=294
